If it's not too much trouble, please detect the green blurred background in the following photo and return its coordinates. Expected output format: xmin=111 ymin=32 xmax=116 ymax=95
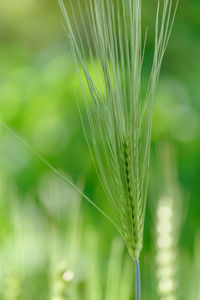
xmin=0 ymin=0 xmax=199 ymax=299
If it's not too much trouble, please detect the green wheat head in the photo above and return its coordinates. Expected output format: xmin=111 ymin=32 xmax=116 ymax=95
xmin=59 ymin=0 xmax=178 ymax=260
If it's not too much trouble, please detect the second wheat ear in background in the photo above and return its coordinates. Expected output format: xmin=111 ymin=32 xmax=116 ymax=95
xmin=59 ymin=0 xmax=178 ymax=299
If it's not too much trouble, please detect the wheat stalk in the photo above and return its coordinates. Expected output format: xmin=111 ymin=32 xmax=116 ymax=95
xmin=59 ymin=0 xmax=178 ymax=298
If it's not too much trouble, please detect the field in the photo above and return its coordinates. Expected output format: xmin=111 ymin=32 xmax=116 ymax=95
xmin=0 ymin=1 xmax=199 ymax=299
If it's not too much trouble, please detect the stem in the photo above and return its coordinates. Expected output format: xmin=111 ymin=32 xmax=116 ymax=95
xmin=134 ymin=259 xmax=141 ymax=300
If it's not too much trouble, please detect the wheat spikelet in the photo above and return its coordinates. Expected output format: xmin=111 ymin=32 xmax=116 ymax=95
xmin=59 ymin=0 xmax=178 ymax=262
xmin=122 ymin=136 xmax=142 ymax=259
xmin=50 ymin=261 xmax=74 ymax=300
xmin=151 ymin=143 xmax=184 ymax=300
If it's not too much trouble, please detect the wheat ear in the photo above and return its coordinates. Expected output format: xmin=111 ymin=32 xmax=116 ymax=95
xmin=59 ymin=0 xmax=178 ymax=298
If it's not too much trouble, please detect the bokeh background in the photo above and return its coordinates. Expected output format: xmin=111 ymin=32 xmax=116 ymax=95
xmin=0 ymin=0 xmax=199 ymax=299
